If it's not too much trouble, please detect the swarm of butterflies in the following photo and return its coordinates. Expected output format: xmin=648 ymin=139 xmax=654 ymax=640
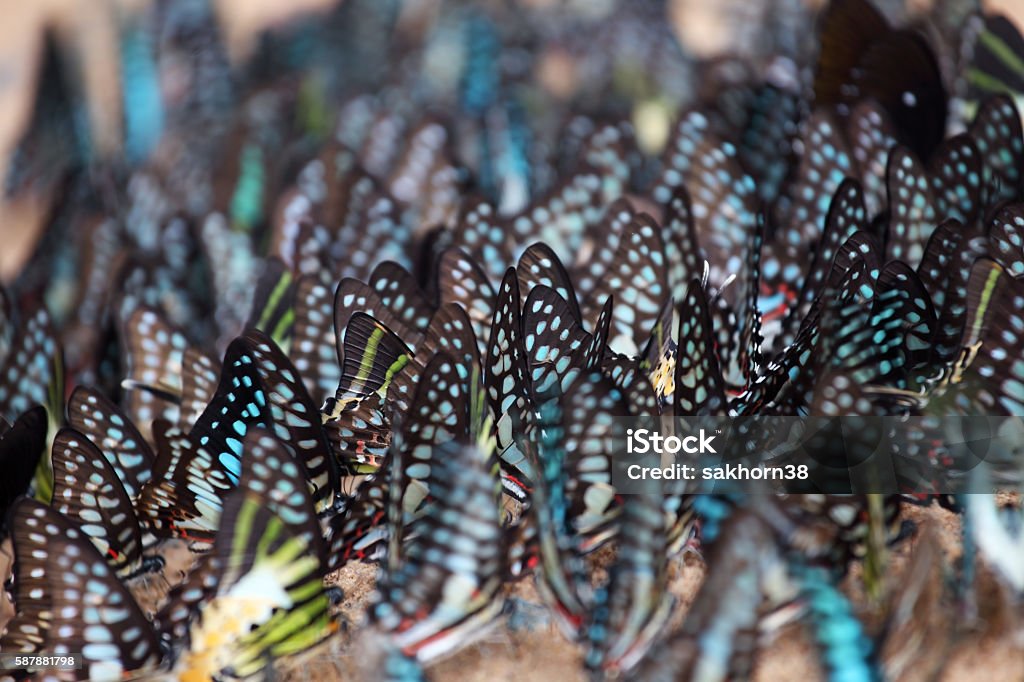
xmin=1 ymin=0 xmax=1024 ymax=679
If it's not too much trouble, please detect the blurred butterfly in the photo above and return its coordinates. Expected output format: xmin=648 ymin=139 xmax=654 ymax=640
xmin=815 ymin=0 xmax=948 ymax=162
xmin=5 ymin=28 xmax=90 ymax=197
xmin=371 ymin=439 xmax=504 ymax=662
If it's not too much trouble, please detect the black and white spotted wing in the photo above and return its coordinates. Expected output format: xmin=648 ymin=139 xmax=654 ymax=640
xmin=67 ymin=386 xmax=156 ymax=499
xmin=50 ymin=427 xmax=147 ymax=577
xmin=2 ymin=499 xmax=163 ymax=679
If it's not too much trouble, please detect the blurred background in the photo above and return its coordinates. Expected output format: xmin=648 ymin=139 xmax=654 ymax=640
xmin=0 ymin=0 xmax=1021 ymax=279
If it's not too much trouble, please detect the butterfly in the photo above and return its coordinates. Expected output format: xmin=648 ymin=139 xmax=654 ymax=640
xmin=386 ymin=117 xmax=462 ymax=232
xmin=67 ymin=385 xmax=156 ymax=499
xmin=884 ymin=137 xmax=986 ymax=269
xmin=584 ymin=473 xmax=675 ymax=676
xmin=0 ymin=304 xmax=64 ymax=426
xmin=437 ymin=247 xmax=498 ymax=361
xmin=321 ymin=310 xmax=417 ymax=477
xmin=136 ymin=330 xmax=336 ymax=543
xmin=654 ymin=109 xmax=758 ymax=300
xmin=777 ymin=179 xmax=869 ymax=349
xmin=5 ymin=28 xmax=90 ymax=197
xmin=371 ymin=440 xmax=504 ymax=662
xmin=815 ymin=0 xmax=948 ymax=162
xmin=989 ymin=203 xmax=1024 ymax=279
xmin=484 ymin=269 xmax=536 ymax=501
xmin=324 ymin=308 xmax=414 ymax=419
xmin=0 ymin=498 xmax=164 ymax=679
xmin=49 ymin=427 xmax=163 ymax=580
xmin=674 ymin=280 xmax=728 ymax=417
xmin=570 ymin=369 xmax=642 ymax=549
xmin=134 ymin=337 xmax=269 ymax=544
xmin=706 ymin=77 xmax=804 ymax=207
xmin=369 ymin=261 xmax=435 ymax=338
xmin=274 ymin=154 xmax=416 ymax=285
xmin=246 ymin=257 xmax=297 ymax=352
xmin=581 ymin=212 xmax=669 ymax=358
xmin=155 ymin=429 xmax=336 ymax=676
xmin=118 ymin=304 xmax=200 ymax=436
xmin=521 ymin=284 xmax=591 ymax=400
xmin=200 ymin=213 xmax=260 ymax=348
xmin=118 ymin=4 xmax=165 ymax=165
xmin=384 ymin=352 xmax=473 ymax=567
xmin=629 ymin=506 xmax=784 ymax=681
xmin=935 ymin=259 xmax=1024 ymax=415
xmin=329 ymin=170 xmax=416 ymax=281
xmin=323 ymin=468 xmax=389 ymax=570
xmin=963 ymin=12 xmax=1024 ymax=110
xmin=0 ymin=302 xmax=64 ymax=503
xmin=290 ymin=273 xmax=341 ymax=403
xmin=58 ymin=216 xmax=127 ymax=389
xmin=966 ymin=95 xmax=1023 ymax=206
xmin=764 ymin=109 xmax=856 ymax=339
xmin=527 ymin=371 xmax=593 ymax=638
xmin=449 ymin=138 xmax=618 ymax=286
xmin=5 ymin=427 xmax=336 ymax=680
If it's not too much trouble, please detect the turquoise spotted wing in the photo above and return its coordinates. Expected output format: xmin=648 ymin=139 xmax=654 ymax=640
xmin=486 ymin=269 xmax=536 ymax=499
xmin=989 ymin=203 xmax=1024 ymax=279
xmin=242 ymin=330 xmax=339 ymax=511
xmin=517 ymin=242 xmax=582 ymax=324
xmin=385 ymin=352 xmax=471 ymax=566
xmin=574 ymin=198 xmax=633 ymax=305
xmin=660 ymin=186 xmax=705 ymax=306
xmin=437 ymin=247 xmax=497 ymax=360
xmin=582 ymin=213 xmax=669 ymax=357
xmin=522 ymin=285 xmax=590 ymax=398
xmin=371 ymin=440 xmax=504 ymax=662
xmin=967 ymin=95 xmax=1023 ymax=203
xmin=675 ymin=280 xmax=728 ymax=416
